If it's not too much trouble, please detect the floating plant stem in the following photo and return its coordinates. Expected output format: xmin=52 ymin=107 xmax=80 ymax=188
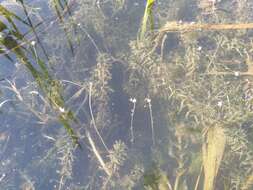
xmin=129 ymin=97 xmax=136 ymax=144
xmin=0 ymin=99 xmax=13 ymax=109
xmin=86 ymin=131 xmax=111 ymax=176
xmin=145 ymin=97 xmax=155 ymax=146
xmin=88 ymin=82 xmax=109 ymax=152
xmin=194 ymin=165 xmax=203 ymax=190
xmin=78 ymin=24 xmax=100 ymax=53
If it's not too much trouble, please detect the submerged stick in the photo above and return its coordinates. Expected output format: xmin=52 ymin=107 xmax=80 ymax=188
xmin=159 ymin=22 xmax=253 ymax=33
xmin=145 ymin=97 xmax=155 ymax=146
xmin=129 ymin=98 xmax=136 ymax=144
xmin=151 ymin=21 xmax=253 ymax=55
xmin=88 ymin=82 xmax=109 ymax=152
xmin=86 ymin=131 xmax=111 ymax=176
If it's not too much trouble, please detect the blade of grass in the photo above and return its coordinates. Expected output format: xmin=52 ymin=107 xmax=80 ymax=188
xmin=52 ymin=0 xmax=74 ymax=55
xmin=139 ymin=0 xmax=155 ymax=41
xmin=0 ymin=5 xmax=30 ymax=26
xmin=17 ymin=0 xmax=50 ymax=61
xmin=0 ymin=47 xmax=14 ymax=62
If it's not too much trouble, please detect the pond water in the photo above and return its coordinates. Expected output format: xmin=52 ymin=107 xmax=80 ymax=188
xmin=1 ymin=0 xmax=253 ymax=189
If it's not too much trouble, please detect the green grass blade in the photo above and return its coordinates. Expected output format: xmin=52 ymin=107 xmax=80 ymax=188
xmin=0 ymin=5 xmax=30 ymax=26
xmin=17 ymin=0 xmax=50 ymax=60
xmin=139 ymin=0 xmax=155 ymax=41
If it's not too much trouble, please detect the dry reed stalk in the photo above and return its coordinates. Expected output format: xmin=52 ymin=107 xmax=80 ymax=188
xmin=202 ymin=126 xmax=226 ymax=190
xmin=159 ymin=22 xmax=253 ymax=33
xmin=86 ymin=131 xmax=111 ymax=176
xmin=151 ymin=22 xmax=253 ymax=52
xmin=205 ymin=71 xmax=253 ymax=76
xmin=194 ymin=165 xmax=203 ymax=190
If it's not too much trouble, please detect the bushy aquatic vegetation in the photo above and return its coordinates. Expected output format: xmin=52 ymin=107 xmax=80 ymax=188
xmin=1 ymin=0 xmax=253 ymax=189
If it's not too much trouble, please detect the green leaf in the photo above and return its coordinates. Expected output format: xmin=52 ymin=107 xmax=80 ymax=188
xmin=139 ymin=0 xmax=155 ymax=41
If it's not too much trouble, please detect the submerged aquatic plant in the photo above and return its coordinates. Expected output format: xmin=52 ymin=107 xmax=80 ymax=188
xmin=0 ymin=3 xmax=80 ymax=145
xmin=1 ymin=0 xmax=253 ymax=189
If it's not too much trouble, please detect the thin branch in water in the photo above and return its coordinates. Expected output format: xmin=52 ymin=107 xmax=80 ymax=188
xmin=194 ymin=165 xmax=203 ymax=190
xmin=145 ymin=97 xmax=155 ymax=146
xmin=89 ymin=82 xmax=109 ymax=153
xmin=129 ymin=98 xmax=137 ymax=144
xmin=86 ymin=131 xmax=111 ymax=176
xmin=78 ymin=24 xmax=100 ymax=53
xmin=159 ymin=22 xmax=253 ymax=33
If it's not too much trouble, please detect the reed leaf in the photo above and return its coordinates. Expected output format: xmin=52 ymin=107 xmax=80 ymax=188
xmin=16 ymin=0 xmax=50 ymax=60
xmin=0 ymin=31 xmax=80 ymax=146
xmin=202 ymin=126 xmax=226 ymax=190
xmin=52 ymin=0 xmax=74 ymax=55
xmin=0 ymin=20 xmax=7 ymax=31
xmin=139 ymin=0 xmax=155 ymax=41
xmin=0 ymin=46 xmax=13 ymax=62
xmin=0 ymin=5 xmax=29 ymax=26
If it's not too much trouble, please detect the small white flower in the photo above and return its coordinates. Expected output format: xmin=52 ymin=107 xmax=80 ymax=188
xmin=129 ymin=98 xmax=137 ymax=103
xmin=59 ymin=107 xmax=65 ymax=113
xmin=31 ymin=41 xmax=36 ymax=46
xmin=15 ymin=62 xmax=20 ymax=68
xmin=29 ymin=91 xmax=39 ymax=95
xmin=77 ymin=23 xmax=81 ymax=26
xmin=197 ymin=46 xmax=202 ymax=51
xmin=217 ymin=101 xmax=223 ymax=107
xmin=145 ymin=98 xmax=151 ymax=103
xmin=234 ymin=71 xmax=240 ymax=77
